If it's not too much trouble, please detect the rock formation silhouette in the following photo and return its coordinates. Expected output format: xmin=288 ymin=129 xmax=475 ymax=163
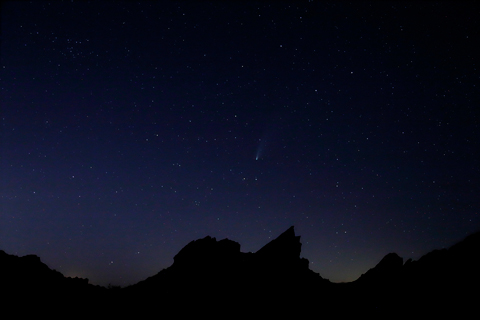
xmin=1 ymin=249 xmax=106 ymax=316
xmin=2 ymin=227 xmax=479 ymax=317
xmin=124 ymin=226 xmax=329 ymax=316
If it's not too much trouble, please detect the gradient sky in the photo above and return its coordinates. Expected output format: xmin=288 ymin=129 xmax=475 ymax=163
xmin=1 ymin=1 xmax=479 ymax=286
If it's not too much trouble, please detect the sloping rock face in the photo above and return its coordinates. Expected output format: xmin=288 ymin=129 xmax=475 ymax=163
xmin=252 ymin=226 xmax=317 ymax=287
xmin=255 ymin=226 xmax=301 ymax=260
xmin=345 ymin=232 xmax=480 ymax=316
xmin=0 ymin=250 xmax=106 ymax=316
xmin=0 ymin=250 xmax=92 ymax=291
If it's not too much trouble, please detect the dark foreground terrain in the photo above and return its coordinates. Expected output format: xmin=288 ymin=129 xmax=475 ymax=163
xmin=2 ymin=226 xmax=479 ymax=317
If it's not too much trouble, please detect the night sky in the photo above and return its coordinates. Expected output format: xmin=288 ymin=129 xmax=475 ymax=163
xmin=1 ymin=1 xmax=479 ymax=287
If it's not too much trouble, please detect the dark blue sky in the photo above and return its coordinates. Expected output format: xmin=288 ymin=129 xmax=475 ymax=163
xmin=1 ymin=1 xmax=479 ymax=286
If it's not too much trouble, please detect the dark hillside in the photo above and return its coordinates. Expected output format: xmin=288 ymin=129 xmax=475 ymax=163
xmin=2 ymin=227 xmax=479 ymax=317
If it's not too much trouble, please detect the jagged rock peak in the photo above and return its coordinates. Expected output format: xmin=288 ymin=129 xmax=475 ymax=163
xmin=255 ymin=226 xmax=302 ymax=261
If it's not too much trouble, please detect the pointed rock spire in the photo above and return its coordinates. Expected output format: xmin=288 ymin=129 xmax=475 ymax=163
xmin=255 ymin=226 xmax=302 ymax=261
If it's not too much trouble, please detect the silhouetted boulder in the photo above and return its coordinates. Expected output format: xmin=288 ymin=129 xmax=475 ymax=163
xmin=172 ymin=236 xmax=241 ymax=270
